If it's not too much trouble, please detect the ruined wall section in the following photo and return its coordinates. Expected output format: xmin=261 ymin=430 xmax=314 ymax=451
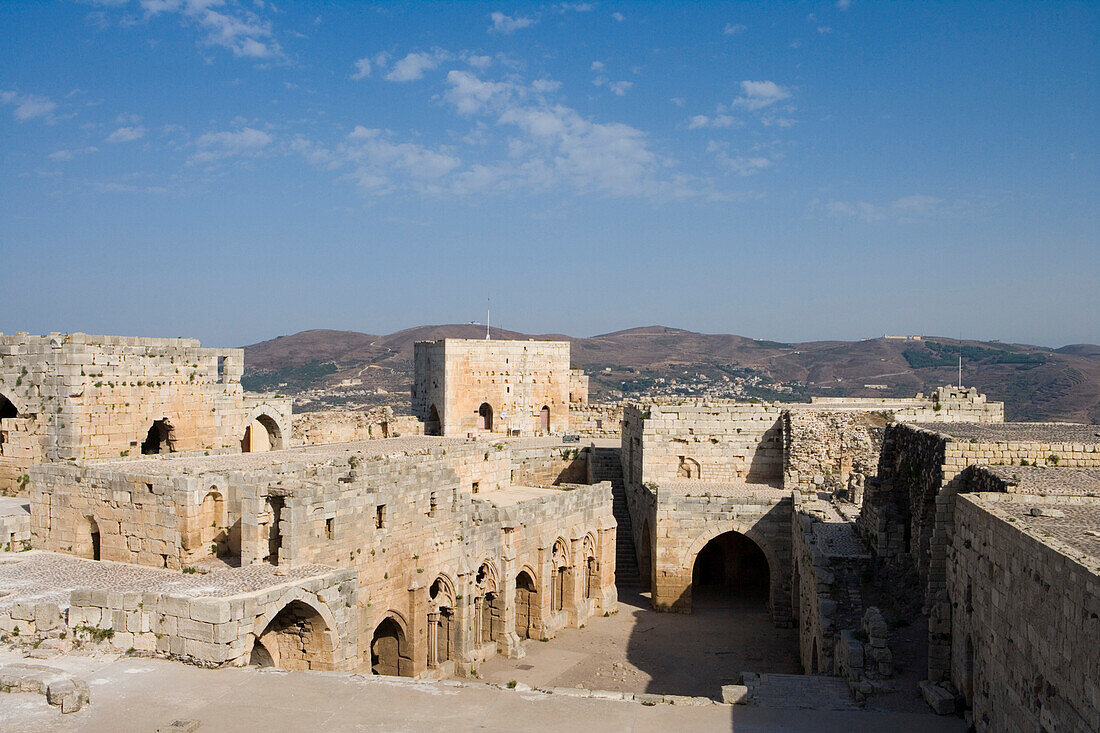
xmin=948 ymin=494 xmax=1099 ymax=732
xmin=508 ymin=444 xmax=589 ymax=486
xmin=568 ymin=368 xmax=589 ymax=404
xmin=293 ymin=408 xmax=422 ymax=445
xmin=808 ymin=386 xmax=1003 ymax=423
xmin=568 ymin=403 xmax=622 ymax=438
xmin=783 ymin=411 xmax=884 ymax=496
xmin=0 ymin=333 xmax=291 ymax=494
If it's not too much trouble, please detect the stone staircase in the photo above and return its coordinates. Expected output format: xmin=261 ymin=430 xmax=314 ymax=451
xmin=588 ymin=447 xmax=639 ymax=587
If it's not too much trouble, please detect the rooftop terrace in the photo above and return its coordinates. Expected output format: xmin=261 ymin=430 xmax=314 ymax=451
xmin=965 ymin=494 xmax=1100 ymax=571
xmin=915 ymin=422 xmax=1100 ymax=444
xmin=981 ymin=465 xmax=1100 ymax=497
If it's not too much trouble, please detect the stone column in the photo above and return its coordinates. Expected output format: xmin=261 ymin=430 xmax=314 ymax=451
xmin=453 ymin=573 xmax=477 ymax=676
xmin=598 ymin=524 xmax=618 ymax=609
xmin=497 ymin=532 xmax=526 ymax=659
xmin=408 ymin=584 xmax=429 ymax=678
xmin=565 ymin=536 xmax=583 ymax=627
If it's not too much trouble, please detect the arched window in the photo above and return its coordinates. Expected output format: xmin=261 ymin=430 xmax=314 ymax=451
xmin=242 ymin=414 xmax=281 ymax=453
xmin=540 ymin=405 xmax=550 ymax=433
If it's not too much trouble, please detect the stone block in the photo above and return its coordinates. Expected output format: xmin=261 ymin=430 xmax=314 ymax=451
xmin=721 ymin=684 xmax=750 ymax=704
xmin=919 ymin=680 xmax=957 ymax=715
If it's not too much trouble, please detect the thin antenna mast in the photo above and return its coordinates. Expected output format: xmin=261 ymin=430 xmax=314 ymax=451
xmin=486 ymin=298 xmax=490 ymax=341
xmin=958 ymin=354 xmax=962 ymax=389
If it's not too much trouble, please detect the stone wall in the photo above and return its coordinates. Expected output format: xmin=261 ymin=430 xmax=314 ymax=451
xmin=66 ymin=569 xmax=359 ymax=670
xmin=0 ymin=332 xmax=291 ymax=494
xmin=948 ymin=494 xmax=1099 ymax=732
xmin=508 ymin=445 xmax=589 ymax=486
xmin=33 ymin=437 xmax=616 ymax=676
xmin=568 ymin=403 xmax=622 ymax=438
xmin=808 ymin=386 xmax=1004 ymax=423
xmin=292 ymin=408 xmax=422 ymax=445
xmin=568 ymin=369 xmax=589 ymax=405
xmin=412 ymin=339 xmax=572 ymax=436
xmin=783 ymin=411 xmax=884 ymax=496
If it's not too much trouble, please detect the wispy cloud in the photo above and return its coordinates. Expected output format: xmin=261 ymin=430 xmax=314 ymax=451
xmin=836 ymin=0 xmax=852 ymax=10
xmin=489 ymin=12 xmax=535 ymax=34
xmin=707 ymin=141 xmax=774 ymax=176
xmin=384 ymin=51 xmax=443 ymax=82
xmin=350 ymin=57 xmax=372 ymax=80
xmin=687 ymin=114 xmax=736 ymax=130
xmin=138 ymin=0 xmax=281 ymax=59
xmin=593 ymin=76 xmax=633 ymax=96
xmin=0 ymin=90 xmax=58 ymax=122
xmin=556 ymin=2 xmax=594 ymax=12
xmin=192 ymin=127 xmax=273 ymax=162
xmin=106 ymin=125 xmax=146 ymax=143
xmin=731 ymin=80 xmax=791 ymax=111
xmin=48 ymin=146 xmax=99 ymax=161
xmin=723 ymin=23 xmax=746 ymax=35
xmin=814 ymin=194 xmax=946 ymax=222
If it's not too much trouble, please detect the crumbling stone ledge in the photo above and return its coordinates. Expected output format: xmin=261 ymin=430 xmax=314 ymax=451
xmin=0 ymin=662 xmax=90 ymax=713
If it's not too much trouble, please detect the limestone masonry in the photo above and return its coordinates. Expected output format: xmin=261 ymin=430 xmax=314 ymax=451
xmin=0 ymin=330 xmax=1096 ymax=733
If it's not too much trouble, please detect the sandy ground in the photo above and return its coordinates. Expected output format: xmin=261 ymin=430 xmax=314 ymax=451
xmin=477 ymin=587 xmax=801 ymax=699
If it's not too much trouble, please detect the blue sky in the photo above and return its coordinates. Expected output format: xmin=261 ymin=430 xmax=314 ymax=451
xmin=1 ymin=1 xmax=1097 ymax=347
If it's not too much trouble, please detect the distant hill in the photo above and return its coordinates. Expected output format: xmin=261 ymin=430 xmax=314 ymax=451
xmin=241 ymin=326 xmax=1100 ymax=424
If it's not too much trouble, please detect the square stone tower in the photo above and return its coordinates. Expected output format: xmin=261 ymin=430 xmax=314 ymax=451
xmin=412 ymin=338 xmax=577 ymax=436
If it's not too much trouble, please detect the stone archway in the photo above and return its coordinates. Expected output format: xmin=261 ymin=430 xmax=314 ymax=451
xmin=690 ymin=530 xmax=770 ymax=609
xmin=371 ymin=615 xmax=411 ymax=677
xmin=252 ymin=599 xmax=335 ymax=671
xmin=425 ymin=405 xmax=442 ymax=436
xmin=515 ymin=570 xmax=538 ymax=639
xmin=79 ymin=516 xmax=101 ymax=561
xmin=550 ymin=539 xmax=570 ymax=613
xmin=428 ymin=575 xmax=456 ymax=668
xmin=478 ymin=402 xmax=493 ymax=431
xmin=242 ymin=413 xmax=281 ymax=453
xmin=540 ymin=405 xmax=550 ymax=433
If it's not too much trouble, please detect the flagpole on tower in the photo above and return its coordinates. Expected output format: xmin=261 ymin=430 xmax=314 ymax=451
xmin=486 ymin=298 xmax=490 ymax=340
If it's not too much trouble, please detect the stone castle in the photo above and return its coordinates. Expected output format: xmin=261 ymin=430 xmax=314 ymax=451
xmin=0 ymin=331 xmax=1096 ymax=732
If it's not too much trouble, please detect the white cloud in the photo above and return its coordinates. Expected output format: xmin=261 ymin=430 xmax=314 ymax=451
xmin=464 ymin=54 xmax=493 ymax=70
xmin=817 ymin=26 xmax=833 ymax=34
xmin=0 ymin=90 xmax=58 ymax=122
xmin=106 ymin=125 xmax=146 ymax=143
xmin=612 ymin=12 xmax=624 ymax=22
xmin=670 ymin=97 xmax=685 ymax=107
xmin=48 ymin=146 xmax=98 ymax=161
xmin=192 ymin=127 xmax=273 ymax=162
xmin=592 ymin=76 xmax=633 ymax=95
xmin=608 ymin=81 xmax=633 ymax=96
xmin=723 ymin=23 xmax=746 ymax=35
xmin=116 ymin=112 xmax=142 ymax=124
xmin=444 ymin=70 xmax=517 ymax=115
xmin=489 ymin=12 xmax=535 ymax=34
xmin=687 ymin=115 xmax=735 ymax=129
xmin=707 ymin=140 xmax=774 ymax=175
xmin=139 ymin=0 xmax=281 ymax=59
xmin=836 ymin=0 xmax=852 ymax=10
xmin=731 ymin=80 xmax=791 ymax=111
xmin=350 ymin=57 xmax=372 ymax=80
xmin=590 ymin=60 xmax=604 ymax=71
xmin=557 ymin=2 xmax=594 ymax=11
xmin=816 ymin=194 xmax=945 ymax=222
xmin=384 ymin=52 xmax=441 ymax=82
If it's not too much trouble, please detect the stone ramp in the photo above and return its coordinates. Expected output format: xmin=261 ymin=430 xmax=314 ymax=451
xmin=737 ymin=672 xmax=861 ymax=711
xmin=588 ymin=448 xmax=639 ymax=586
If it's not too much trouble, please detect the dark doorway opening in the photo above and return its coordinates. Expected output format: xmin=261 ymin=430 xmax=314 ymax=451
xmin=141 ymin=419 xmax=175 ymax=455
xmin=478 ymin=402 xmax=493 ymax=431
xmin=691 ymin=531 xmax=769 ymax=608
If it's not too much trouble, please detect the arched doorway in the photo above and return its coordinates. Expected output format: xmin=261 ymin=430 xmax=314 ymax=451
xmin=690 ymin=531 xmax=770 ymax=609
xmin=242 ymin=414 xmax=281 ymax=453
xmin=678 ymin=456 xmax=701 ymax=479
xmin=0 ymin=394 xmax=17 ymax=451
xmin=425 ymin=405 xmax=441 ymax=436
xmin=478 ymin=402 xmax=493 ymax=431
xmin=515 ymin=571 xmax=537 ymax=639
xmin=252 ymin=600 xmax=334 ymax=671
xmin=583 ymin=535 xmax=598 ymax=600
xmin=141 ymin=419 xmax=175 ymax=455
xmin=371 ymin=617 xmax=410 ymax=676
xmin=540 ymin=405 xmax=550 ymax=433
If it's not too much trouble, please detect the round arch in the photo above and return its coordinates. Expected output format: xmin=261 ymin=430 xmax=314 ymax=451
xmin=429 ymin=573 xmax=457 ymax=607
xmin=0 ymin=393 xmax=19 ymax=451
xmin=680 ymin=523 xmax=783 ymax=614
xmin=251 ymin=598 xmax=336 ymax=671
xmin=475 ymin=559 xmax=499 ymax=593
xmin=371 ymin=612 xmax=412 ymax=677
xmin=478 ymin=402 xmax=493 ymax=431
xmin=242 ymin=411 xmax=283 ymax=453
